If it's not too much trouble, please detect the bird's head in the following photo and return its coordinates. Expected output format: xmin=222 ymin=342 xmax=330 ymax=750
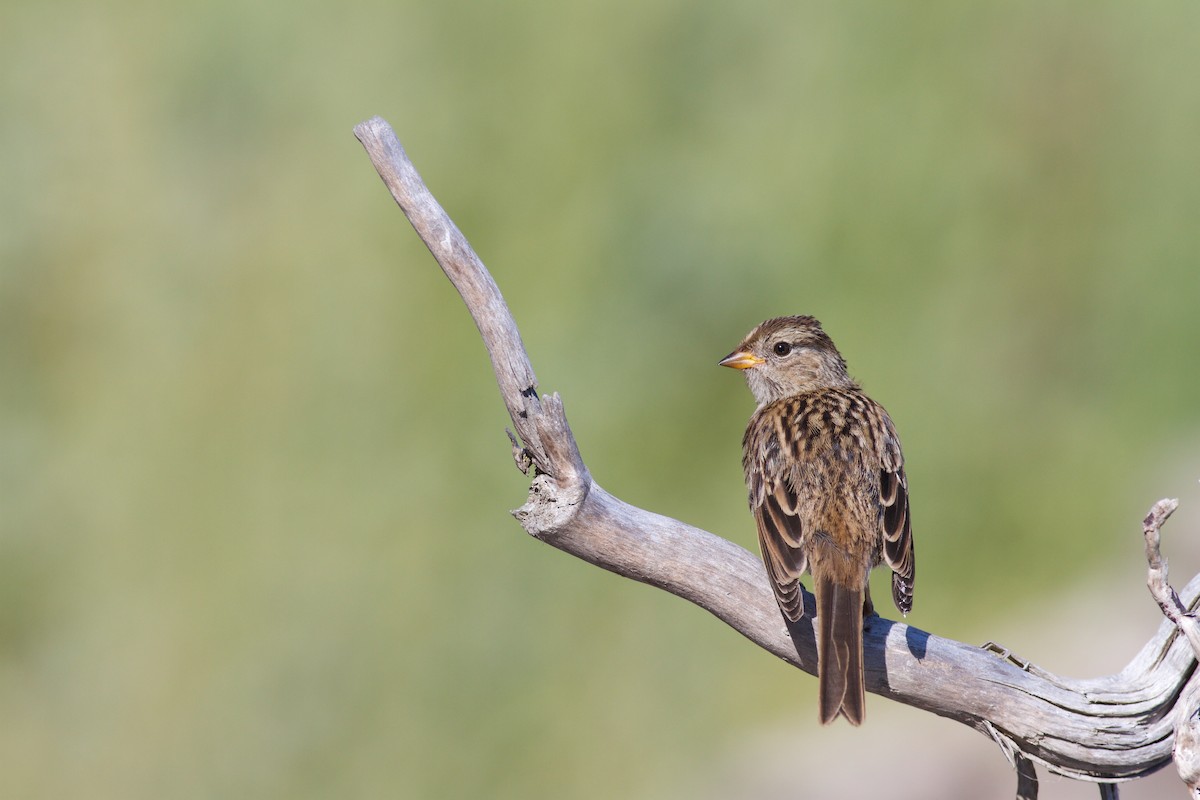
xmin=720 ymin=315 xmax=854 ymax=406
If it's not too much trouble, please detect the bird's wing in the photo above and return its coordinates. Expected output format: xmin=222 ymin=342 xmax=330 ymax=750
xmin=875 ymin=406 xmax=914 ymax=614
xmin=747 ymin=420 xmax=808 ymax=622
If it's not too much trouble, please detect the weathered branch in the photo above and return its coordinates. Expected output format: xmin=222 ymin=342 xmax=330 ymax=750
xmin=355 ymin=115 xmax=1200 ymax=796
xmin=1146 ymin=499 xmax=1200 ymax=661
xmin=1144 ymin=498 xmax=1200 ymax=797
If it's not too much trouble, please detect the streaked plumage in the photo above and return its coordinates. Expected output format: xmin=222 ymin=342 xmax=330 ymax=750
xmin=721 ymin=316 xmax=914 ymax=725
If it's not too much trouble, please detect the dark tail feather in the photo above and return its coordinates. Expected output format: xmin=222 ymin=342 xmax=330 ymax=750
xmin=816 ymin=574 xmax=865 ymax=726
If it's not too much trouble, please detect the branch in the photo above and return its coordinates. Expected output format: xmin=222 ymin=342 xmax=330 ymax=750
xmin=1145 ymin=499 xmax=1200 ymax=660
xmin=1143 ymin=498 xmax=1200 ymax=797
xmin=355 ymin=116 xmax=1200 ymax=796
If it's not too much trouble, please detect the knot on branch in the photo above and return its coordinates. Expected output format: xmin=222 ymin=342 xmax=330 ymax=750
xmin=510 ymin=393 xmax=591 ymax=537
xmin=512 ymin=472 xmax=589 ymax=538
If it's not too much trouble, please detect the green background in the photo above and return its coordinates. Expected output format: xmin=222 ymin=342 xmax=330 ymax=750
xmin=3 ymin=1 xmax=1199 ymax=797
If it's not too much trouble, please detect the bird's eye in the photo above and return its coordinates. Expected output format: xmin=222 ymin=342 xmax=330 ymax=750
xmin=773 ymin=341 xmax=792 ymax=357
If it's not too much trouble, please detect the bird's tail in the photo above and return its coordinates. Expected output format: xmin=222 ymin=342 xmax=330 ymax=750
xmin=815 ymin=573 xmax=865 ymax=725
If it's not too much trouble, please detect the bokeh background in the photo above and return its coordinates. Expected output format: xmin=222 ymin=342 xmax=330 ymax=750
xmin=4 ymin=1 xmax=1200 ymax=797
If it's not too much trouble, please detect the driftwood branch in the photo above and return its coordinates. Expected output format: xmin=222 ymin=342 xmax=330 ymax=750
xmin=1144 ymin=498 xmax=1200 ymax=797
xmin=1145 ymin=499 xmax=1200 ymax=661
xmin=354 ymin=115 xmax=1200 ymax=798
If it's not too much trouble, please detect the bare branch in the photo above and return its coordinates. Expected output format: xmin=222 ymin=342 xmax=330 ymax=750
xmin=352 ymin=116 xmax=579 ymax=481
xmin=1142 ymin=497 xmax=1200 ymax=796
xmin=355 ymin=116 xmax=1200 ymax=791
xmin=1144 ymin=498 xmax=1200 ymax=659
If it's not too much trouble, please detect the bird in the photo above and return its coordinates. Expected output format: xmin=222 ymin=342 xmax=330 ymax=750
xmin=720 ymin=315 xmax=914 ymax=725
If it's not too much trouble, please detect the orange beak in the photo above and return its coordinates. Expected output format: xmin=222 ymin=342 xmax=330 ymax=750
xmin=718 ymin=350 xmax=764 ymax=370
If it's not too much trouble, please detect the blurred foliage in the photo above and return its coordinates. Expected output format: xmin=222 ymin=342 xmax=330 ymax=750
xmin=3 ymin=0 xmax=1200 ymax=797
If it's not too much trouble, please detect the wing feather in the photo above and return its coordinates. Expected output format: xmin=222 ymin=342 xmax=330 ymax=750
xmin=874 ymin=405 xmax=915 ymax=614
xmin=746 ymin=407 xmax=809 ymax=622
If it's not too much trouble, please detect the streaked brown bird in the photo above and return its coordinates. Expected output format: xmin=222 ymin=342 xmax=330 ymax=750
xmin=720 ymin=316 xmax=914 ymax=725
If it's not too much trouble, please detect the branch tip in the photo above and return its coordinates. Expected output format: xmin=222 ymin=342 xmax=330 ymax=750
xmin=1144 ymin=498 xmax=1179 ymax=532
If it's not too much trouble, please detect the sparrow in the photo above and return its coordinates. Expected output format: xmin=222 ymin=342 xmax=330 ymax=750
xmin=720 ymin=315 xmax=914 ymax=725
